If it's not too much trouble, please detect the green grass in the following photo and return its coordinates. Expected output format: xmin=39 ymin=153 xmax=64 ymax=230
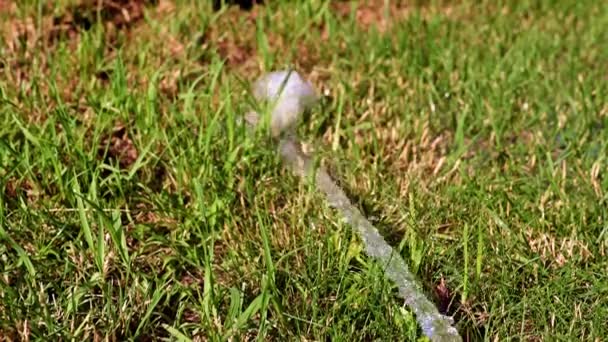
xmin=1 ymin=0 xmax=607 ymax=340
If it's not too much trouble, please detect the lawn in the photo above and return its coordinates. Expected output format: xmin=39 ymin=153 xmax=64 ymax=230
xmin=1 ymin=0 xmax=607 ymax=340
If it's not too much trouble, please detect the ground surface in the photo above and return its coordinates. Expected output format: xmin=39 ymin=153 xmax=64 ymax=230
xmin=1 ymin=0 xmax=607 ymax=340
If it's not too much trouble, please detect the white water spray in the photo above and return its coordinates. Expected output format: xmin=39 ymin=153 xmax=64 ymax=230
xmin=246 ymin=70 xmax=461 ymax=342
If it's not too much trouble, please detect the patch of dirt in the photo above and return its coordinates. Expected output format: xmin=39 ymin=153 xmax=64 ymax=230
xmin=332 ymin=0 xmax=457 ymax=33
xmin=198 ymin=6 xmax=259 ymax=72
xmin=212 ymin=0 xmax=263 ymax=11
xmin=100 ymin=122 xmax=139 ymax=168
xmin=37 ymin=0 xmax=160 ymax=49
xmin=56 ymin=0 xmax=152 ymax=32
xmin=217 ymin=38 xmax=255 ymax=66
xmin=1 ymin=1 xmax=163 ymax=115
xmin=0 ymin=0 xmax=15 ymax=15
xmin=2 ymin=0 xmax=160 ymax=52
xmin=331 ymin=1 xmax=411 ymax=33
xmin=294 ymin=38 xmax=324 ymax=74
xmin=4 ymin=0 xmax=164 ymax=52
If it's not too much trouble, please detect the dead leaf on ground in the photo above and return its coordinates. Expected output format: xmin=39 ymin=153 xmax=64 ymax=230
xmin=4 ymin=178 xmax=34 ymax=202
xmin=4 ymin=178 xmax=19 ymax=199
xmin=183 ymin=309 xmax=201 ymax=323
xmin=434 ymin=276 xmax=459 ymax=315
xmin=180 ymin=272 xmax=204 ymax=287
xmin=159 ymin=69 xmax=181 ymax=97
xmin=162 ymin=30 xmax=186 ymax=58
